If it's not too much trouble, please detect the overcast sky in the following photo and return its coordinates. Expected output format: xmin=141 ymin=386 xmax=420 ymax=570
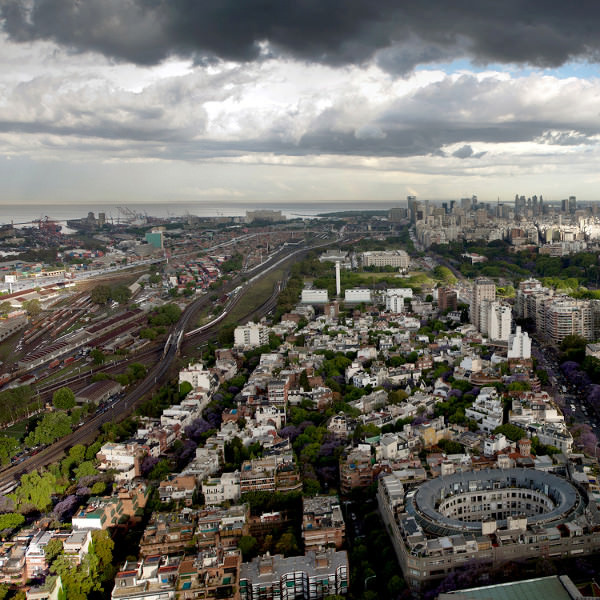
xmin=1 ymin=1 xmax=600 ymax=207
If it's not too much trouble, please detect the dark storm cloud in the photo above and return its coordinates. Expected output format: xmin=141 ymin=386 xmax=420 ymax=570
xmin=3 ymin=0 xmax=600 ymax=71
xmin=0 ymin=115 xmax=584 ymax=161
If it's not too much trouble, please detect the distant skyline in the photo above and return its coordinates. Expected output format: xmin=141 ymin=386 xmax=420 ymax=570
xmin=1 ymin=2 xmax=600 ymax=205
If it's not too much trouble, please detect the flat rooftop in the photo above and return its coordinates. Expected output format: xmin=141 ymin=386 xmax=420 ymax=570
xmin=438 ymin=575 xmax=579 ymax=600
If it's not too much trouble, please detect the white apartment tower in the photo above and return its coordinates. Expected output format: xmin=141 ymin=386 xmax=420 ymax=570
xmin=234 ymin=322 xmax=269 ymax=348
xmin=487 ymin=302 xmax=512 ymax=342
xmin=507 ymin=326 xmax=532 ymax=359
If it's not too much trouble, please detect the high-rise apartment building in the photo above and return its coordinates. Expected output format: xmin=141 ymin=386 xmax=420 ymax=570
xmin=437 ymin=287 xmax=457 ymax=312
xmin=487 ymin=302 xmax=512 ymax=341
xmin=507 ymin=326 xmax=531 ymax=359
xmin=471 ymin=278 xmax=496 ymax=332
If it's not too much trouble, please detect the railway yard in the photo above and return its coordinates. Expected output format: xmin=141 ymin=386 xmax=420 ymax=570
xmin=0 ymin=226 xmax=341 ymax=491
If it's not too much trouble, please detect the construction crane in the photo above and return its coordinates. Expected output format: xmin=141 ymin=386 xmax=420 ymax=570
xmin=116 ymin=206 xmax=137 ymax=222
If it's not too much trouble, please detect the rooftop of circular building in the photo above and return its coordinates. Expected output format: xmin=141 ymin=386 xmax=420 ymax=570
xmin=405 ymin=468 xmax=585 ymax=537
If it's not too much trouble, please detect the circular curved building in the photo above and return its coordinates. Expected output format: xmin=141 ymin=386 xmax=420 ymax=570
xmin=405 ymin=468 xmax=586 ymax=537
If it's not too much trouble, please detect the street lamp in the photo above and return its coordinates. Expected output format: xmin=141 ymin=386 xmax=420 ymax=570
xmin=364 ymin=574 xmax=376 ymax=591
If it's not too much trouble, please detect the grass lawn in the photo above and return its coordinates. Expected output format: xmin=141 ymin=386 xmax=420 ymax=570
xmin=223 ymin=268 xmax=283 ymax=326
xmin=339 ymin=269 xmax=437 ymax=290
xmin=3 ymin=413 xmax=40 ymax=441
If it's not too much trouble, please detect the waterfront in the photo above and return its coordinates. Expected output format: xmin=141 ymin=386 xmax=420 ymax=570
xmin=0 ymin=200 xmax=400 ymax=226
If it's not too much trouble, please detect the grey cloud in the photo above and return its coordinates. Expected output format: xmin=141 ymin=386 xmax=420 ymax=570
xmin=3 ymin=67 xmax=600 ymax=163
xmin=452 ymin=144 xmax=486 ymax=159
xmin=535 ymin=130 xmax=594 ymax=146
xmin=3 ymin=1 xmax=600 ymax=72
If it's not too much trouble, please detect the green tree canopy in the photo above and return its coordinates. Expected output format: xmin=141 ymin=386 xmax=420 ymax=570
xmin=0 ymin=512 xmax=24 ymax=531
xmin=44 ymin=538 xmax=64 ymax=565
xmin=11 ymin=470 xmax=58 ymax=512
xmin=0 ymin=436 xmax=19 ymax=466
xmin=238 ymin=535 xmax=258 ymax=560
xmin=90 ymin=285 xmax=111 ymax=305
xmin=25 ymin=412 xmax=72 ymax=447
xmin=274 ymin=531 xmax=299 ymax=557
xmin=92 ymin=529 xmax=115 ymax=582
xmin=111 ymin=284 xmax=132 ymax=304
xmin=494 ymin=423 xmax=526 ymax=443
xmin=23 ymin=299 xmax=41 ymax=317
xmin=52 ymin=387 xmax=76 ymax=410
xmin=90 ymin=349 xmax=105 ymax=365
xmin=51 ymin=552 xmax=101 ymax=600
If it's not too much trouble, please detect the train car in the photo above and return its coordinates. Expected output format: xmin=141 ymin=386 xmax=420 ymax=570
xmin=48 ymin=359 xmax=60 ymax=369
xmin=63 ymin=356 xmax=75 ymax=365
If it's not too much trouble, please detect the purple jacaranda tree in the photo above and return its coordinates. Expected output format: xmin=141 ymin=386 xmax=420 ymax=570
xmin=279 ymin=425 xmax=302 ymax=442
xmin=572 ymin=423 xmax=598 ymax=456
xmin=53 ymin=495 xmax=79 ymax=522
xmin=205 ymin=408 xmax=222 ymax=429
xmin=177 ymin=440 xmax=197 ymax=466
xmin=588 ymin=385 xmax=600 ymax=414
xmin=75 ymin=486 xmax=91 ymax=497
xmin=412 ymin=414 xmax=430 ymax=426
xmin=0 ymin=496 xmax=14 ymax=513
xmin=318 ymin=437 xmax=344 ymax=458
xmin=316 ymin=465 xmax=339 ymax=489
xmin=141 ymin=455 xmax=159 ymax=477
xmin=184 ymin=418 xmax=212 ymax=442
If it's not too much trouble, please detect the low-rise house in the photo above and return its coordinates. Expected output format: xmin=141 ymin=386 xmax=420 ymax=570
xmin=181 ymin=447 xmax=221 ymax=483
xmin=179 ymin=362 xmax=216 ymax=392
xmin=117 ymin=482 xmax=151 ymax=517
xmin=202 ymin=472 xmax=241 ymax=505
xmin=483 ymin=433 xmax=512 ymax=457
xmin=139 ymin=513 xmax=196 ymax=557
xmin=254 ymin=405 xmax=286 ymax=429
xmin=112 ymin=556 xmax=179 ymax=600
xmin=196 ymin=505 xmax=249 ymax=550
xmin=159 ymin=475 xmax=197 ymax=506
xmin=177 ymin=548 xmax=241 ymax=600
xmin=465 ymin=387 xmax=503 ymax=433
xmin=339 ymin=446 xmax=373 ymax=495
xmin=376 ymin=433 xmax=411 ymax=462
xmin=302 ymin=496 xmax=345 ymax=552
xmin=0 ymin=541 xmax=27 ymax=584
xmin=327 ymin=413 xmax=351 ymax=439
xmin=72 ymin=496 xmax=125 ymax=530
xmin=239 ymin=454 xmax=301 ymax=494
xmin=96 ymin=442 xmax=144 ymax=482
xmin=63 ymin=529 xmax=92 ymax=564
xmin=26 ymin=575 xmax=64 ymax=600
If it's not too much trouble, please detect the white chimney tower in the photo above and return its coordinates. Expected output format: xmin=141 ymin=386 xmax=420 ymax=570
xmin=335 ymin=261 xmax=341 ymax=297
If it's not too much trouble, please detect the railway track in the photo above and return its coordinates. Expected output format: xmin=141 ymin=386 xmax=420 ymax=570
xmin=0 ymin=237 xmax=348 ymax=490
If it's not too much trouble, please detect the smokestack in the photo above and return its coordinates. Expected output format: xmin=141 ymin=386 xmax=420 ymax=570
xmin=335 ymin=261 xmax=341 ymax=297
